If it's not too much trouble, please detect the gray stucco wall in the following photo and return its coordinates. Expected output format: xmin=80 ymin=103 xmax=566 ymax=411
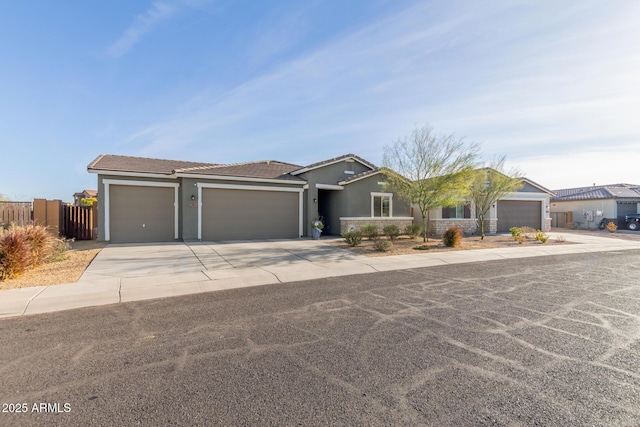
xmin=342 ymin=176 xmax=411 ymax=218
xmin=180 ymin=178 xmax=199 ymax=241
xmin=299 ymin=160 xmax=372 ymax=236
xmin=519 ymin=182 xmax=545 ymax=193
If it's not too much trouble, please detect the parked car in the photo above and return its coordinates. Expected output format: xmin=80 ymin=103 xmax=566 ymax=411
xmin=625 ymin=213 xmax=640 ymax=231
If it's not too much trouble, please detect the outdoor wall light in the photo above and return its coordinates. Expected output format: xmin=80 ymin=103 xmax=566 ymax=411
xmin=191 ymin=195 xmax=196 ymax=201
xmin=313 ymin=198 xmax=317 ymax=203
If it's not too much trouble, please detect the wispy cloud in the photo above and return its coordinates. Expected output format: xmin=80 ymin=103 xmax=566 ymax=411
xmin=121 ymin=0 xmax=640 ymax=185
xmin=107 ymin=2 xmax=177 ymax=58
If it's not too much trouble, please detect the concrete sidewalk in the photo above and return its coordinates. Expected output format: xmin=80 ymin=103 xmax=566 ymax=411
xmin=2 ymin=233 xmax=639 ymax=318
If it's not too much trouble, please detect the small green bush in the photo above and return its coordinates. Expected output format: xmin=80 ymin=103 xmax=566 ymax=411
xmin=442 ymin=226 xmax=463 ymax=248
xmin=49 ymin=238 xmax=72 ymax=262
xmin=342 ymin=230 xmax=363 ymax=247
xmin=383 ymin=224 xmax=400 ymax=241
xmin=373 ymin=237 xmax=392 ymax=252
xmin=535 ymin=230 xmax=549 ymax=243
xmin=360 ymin=224 xmax=379 ymax=239
xmin=404 ymin=224 xmax=421 ymax=238
xmin=509 ymin=227 xmax=522 ymax=239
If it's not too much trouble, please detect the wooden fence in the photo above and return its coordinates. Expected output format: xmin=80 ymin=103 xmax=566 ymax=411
xmin=62 ymin=204 xmax=97 ymax=240
xmin=550 ymin=211 xmax=573 ymax=228
xmin=0 ymin=201 xmax=33 ymax=227
xmin=1 ymin=200 xmax=97 ymax=240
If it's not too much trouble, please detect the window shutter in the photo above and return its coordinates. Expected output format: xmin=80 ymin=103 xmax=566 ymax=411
xmin=464 ymin=204 xmax=471 ymax=219
xmin=442 ymin=207 xmax=450 ymax=218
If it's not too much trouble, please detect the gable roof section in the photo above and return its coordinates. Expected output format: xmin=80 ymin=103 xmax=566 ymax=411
xmin=88 ymin=154 xmax=216 ymax=175
xmin=290 ymin=154 xmax=376 ymax=176
xmin=175 ymin=160 xmax=304 ymax=181
xmin=552 ymin=184 xmax=640 ymax=201
xmin=520 ymin=178 xmax=554 ymax=196
xmin=338 ymin=168 xmax=383 ymax=185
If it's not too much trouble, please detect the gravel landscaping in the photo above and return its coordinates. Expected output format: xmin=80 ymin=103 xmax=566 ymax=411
xmin=328 ymin=232 xmax=570 ymax=257
xmin=0 ymin=240 xmax=106 ymax=290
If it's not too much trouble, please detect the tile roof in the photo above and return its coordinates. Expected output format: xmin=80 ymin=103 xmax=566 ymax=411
xmin=552 ymin=184 xmax=640 ymax=201
xmin=87 ymin=155 xmax=304 ymax=181
xmin=176 ymin=160 xmax=304 ymax=181
xmin=88 ymin=154 xmax=216 ymax=175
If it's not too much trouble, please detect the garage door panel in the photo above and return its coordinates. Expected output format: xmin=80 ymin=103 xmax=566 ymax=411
xmin=497 ymin=200 xmax=541 ymax=232
xmin=110 ymin=185 xmax=175 ymax=243
xmin=202 ymin=189 xmax=298 ymax=240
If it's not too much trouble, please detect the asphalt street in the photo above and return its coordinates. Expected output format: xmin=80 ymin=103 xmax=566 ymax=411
xmin=1 ymin=250 xmax=639 ymax=426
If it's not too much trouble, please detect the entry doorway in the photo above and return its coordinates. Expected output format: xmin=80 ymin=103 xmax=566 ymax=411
xmin=318 ymin=189 xmax=340 ymax=236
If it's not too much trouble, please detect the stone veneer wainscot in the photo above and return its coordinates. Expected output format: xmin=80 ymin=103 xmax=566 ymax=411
xmin=428 ymin=219 xmax=497 ymax=236
xmin=340 ymin=217 xmax=414 ymax=234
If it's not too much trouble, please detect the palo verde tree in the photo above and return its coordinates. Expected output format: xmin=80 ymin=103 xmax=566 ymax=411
xmin=382 ymin=124 xmax=479 ymax=242
xmin=468 ymin=157 xmax=523 ymax=239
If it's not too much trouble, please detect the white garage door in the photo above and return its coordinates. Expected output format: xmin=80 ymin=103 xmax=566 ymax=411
xmin=201 ymin=188 xmax=299 ymax=241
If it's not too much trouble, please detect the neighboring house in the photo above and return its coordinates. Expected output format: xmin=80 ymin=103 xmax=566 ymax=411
xmin=550 ymin=184 xmax=640 ymax=229
xmin=420 ymin=177 xmax=554 ymax=235
xmin=73 ymin=189 xmax=98 ymax=206
xmin=87 ymin=154 xmax=413 ymax=243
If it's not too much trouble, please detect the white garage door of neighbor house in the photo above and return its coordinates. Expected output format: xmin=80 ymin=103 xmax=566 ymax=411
xmin=202 ymin=188 xmax=299 ymax=241
xmin=110 ymin=185 xmax=175 ymax=243
xmin=497 ymin=200 xmax=542 ymax=232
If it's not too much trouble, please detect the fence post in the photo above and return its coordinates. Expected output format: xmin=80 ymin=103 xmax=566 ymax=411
xmin=33 ymin=199 xmax=63 ymax=236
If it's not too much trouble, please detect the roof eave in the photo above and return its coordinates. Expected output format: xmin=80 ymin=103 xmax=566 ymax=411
xmin=174 ymin=172 xmax=307 ymax=185
xmin=291 ymin=155 xmax=375 ymax=176
xmin=87 ymin=169 xmax=176 ymax=179
xmin=338 ymin=170 xmax=384 ymax=186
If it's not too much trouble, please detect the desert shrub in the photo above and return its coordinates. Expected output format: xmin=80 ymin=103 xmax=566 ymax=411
xmin=49 ymin=238 xmax=72 ymax=262
xmin=605 ymin=221 xmax=617 ymax=233
xmin=383 ymin=224 xmax=400 ymax=241
xmin=535 ymin=230 xmax=549 ymax=243
xmin=0 ymin=225 xmax=69 ymax=280
xmin=442 ymin=226 xmax=463 ymax=248
xmin=373 ymin=237 xmax=392 ymax=252
xmin=360 ymin=224 xmax=379 ymax=239
xmin=0 ymin=229 xmax=32 ymax=280
xmin=404 ymin=223 xmax=422 ymax=238
xmin=509 ymin=227 xmax=522 ymax=239
xmin=342 ymin=230 xmax=363 ymax=247
xmin=23 ymin=224 xmax=54 ymax=266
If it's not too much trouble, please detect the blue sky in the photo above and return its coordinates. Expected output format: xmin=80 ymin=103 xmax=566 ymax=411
xmin=1 ymin=0 xmax=639 ymax=201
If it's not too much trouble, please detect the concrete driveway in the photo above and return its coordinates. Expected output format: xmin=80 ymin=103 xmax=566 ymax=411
xmin=4 ymin=233 xmax=640 ymax=318
xmin=80 ymin=239 xmax=366 ymax=279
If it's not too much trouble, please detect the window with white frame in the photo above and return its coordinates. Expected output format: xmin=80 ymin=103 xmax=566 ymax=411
xmin=372 ymin=193 xmax=392 ymax=217
xmin=441 ymin=202 xmax=471 ymax=219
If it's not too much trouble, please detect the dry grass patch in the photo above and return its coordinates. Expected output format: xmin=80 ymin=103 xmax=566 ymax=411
xmin=328 ymin=233 xmax=571 ymax=257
